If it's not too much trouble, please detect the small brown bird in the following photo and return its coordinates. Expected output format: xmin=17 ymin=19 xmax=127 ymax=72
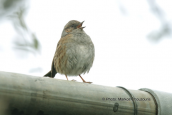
xmin=44 ymin=20 xmax=95 ymax=83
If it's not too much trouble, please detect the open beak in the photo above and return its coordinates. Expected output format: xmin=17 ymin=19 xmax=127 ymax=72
xmin=77 ymin=21 xmax=86 ymax=30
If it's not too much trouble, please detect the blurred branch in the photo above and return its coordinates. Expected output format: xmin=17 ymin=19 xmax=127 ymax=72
xmin=9 ymin=7 xmax=41 ymax=55
xmin=148 ymin=0 xmax=164 ymax=21
xmin=0 ymin=0 xmax=41 ymax=55
xmin=117 ymin=0 xmax=127 ymax=15
xmin=3 ymin=0 xmax=21 ymax=9
xmin=147 ymin=0 xmax=172 ymax=41
xmin=147 ymin=23 xmax=172 ymax=41
xmin=117 ymin=0 xmax=172 ymax=42
xmin=0 ymin=0 xmax=24 ymax=18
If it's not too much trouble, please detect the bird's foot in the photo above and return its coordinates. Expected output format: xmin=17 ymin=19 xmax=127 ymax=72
xmin=71 ymin=79 xmax=77 ymax=82
xmin=83 ymin=81 xmax=92 ymax=84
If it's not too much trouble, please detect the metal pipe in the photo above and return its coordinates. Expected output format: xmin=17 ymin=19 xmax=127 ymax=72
xmin=140 ymin=88 xmax=172 ymax=115
xmin=0 ymin=71 xmax=161 ymax=115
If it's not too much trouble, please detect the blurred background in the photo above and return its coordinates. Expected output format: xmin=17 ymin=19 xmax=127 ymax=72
xmin=0 ymin=0 xmax=172 ymax=93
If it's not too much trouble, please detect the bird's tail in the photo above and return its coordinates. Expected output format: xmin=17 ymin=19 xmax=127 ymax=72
xmin=44 ymin=70 xmax=52 ymax=77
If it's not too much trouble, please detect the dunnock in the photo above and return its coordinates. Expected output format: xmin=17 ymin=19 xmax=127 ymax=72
xmin=44 ymin=20 xmax=95 ymax=83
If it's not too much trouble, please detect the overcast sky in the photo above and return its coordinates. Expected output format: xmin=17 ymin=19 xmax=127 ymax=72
xmin=0 ymin=0 xmax=172 ymax=93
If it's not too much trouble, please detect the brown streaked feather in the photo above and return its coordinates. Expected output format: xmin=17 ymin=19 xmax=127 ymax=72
xmin=44 ymin=34 xmax=71 ymax=78
xmin=53 ymin=34 xmax=73 ymax=74
xmin=51 ymin=59 xmax=57 ymax=77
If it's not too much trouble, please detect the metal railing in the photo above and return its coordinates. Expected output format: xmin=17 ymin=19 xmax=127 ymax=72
xmin=0 ymin=71 xmax=171 ymax=115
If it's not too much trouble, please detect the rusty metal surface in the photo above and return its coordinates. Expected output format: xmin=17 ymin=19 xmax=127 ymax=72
xmin=0 ymin=71 xmax=156 ymax=115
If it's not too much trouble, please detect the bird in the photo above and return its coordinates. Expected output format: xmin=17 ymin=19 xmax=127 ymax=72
xmin=44 ymin=20 xmax=95 ymax=83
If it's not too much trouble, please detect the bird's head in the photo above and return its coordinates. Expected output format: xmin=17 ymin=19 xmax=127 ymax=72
xmin=61 ymin=20 xmax=85 ymax=37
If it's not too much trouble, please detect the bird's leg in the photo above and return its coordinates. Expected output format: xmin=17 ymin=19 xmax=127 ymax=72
xmin=71 ymin=79 xmax=76 ymax=82
xmin=79 ymin=75 xmax=92 ymax=84
xmin=65 ymin=75 xmax=68 ymax=80
xmin=65 ymin=75 xmax=77 ymax=82
xmin=79 ymin=75 xmax=86 ymax=82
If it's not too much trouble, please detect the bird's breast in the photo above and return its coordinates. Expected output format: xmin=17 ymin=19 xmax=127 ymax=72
xmin=55 ymin=31 xmax=95 ymax=75
xmin=66 ymin=42 xmax=94 ymax=60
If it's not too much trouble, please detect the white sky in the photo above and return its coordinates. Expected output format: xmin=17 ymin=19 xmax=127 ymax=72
xmin=0 ymin=0 xmax=172 ymax=93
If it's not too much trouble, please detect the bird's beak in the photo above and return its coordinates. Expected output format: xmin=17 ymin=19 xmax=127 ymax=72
xmin=77 ymin=21 xmax=86 ymax=29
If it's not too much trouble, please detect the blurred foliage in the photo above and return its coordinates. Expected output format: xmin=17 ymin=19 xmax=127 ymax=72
xmin=0 ymin=0 xmax=41 ymax=55
xmin=0 ymin=0 xmax=24 ymax=17
xmin=9 ymin=7 xmax=41 ymax=55
xmin=117 ymin=0 xmax=172 ymax=42
xmin=3 ymin=0 xmax=20 ymax=9
xmin=0 ymin=0 xmax=171 ymax=55
xmin=147 ymin=0 xmax=172 ymax=42
xmin=117 ymin=0 xmax=127 ymax=15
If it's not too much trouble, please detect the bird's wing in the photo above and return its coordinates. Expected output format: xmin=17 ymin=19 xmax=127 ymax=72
xmin=44 ymin=34 xmax=72 ymax=77
xmin=53 ymin=34 xmax=73 ymax=74
xmin=43 ymin=39 xmax=61 ymax=78
xmin=50 ymin=58 xmax=57 ymax=77
xmin=48 ymin=38 xmax=64 ymax=78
